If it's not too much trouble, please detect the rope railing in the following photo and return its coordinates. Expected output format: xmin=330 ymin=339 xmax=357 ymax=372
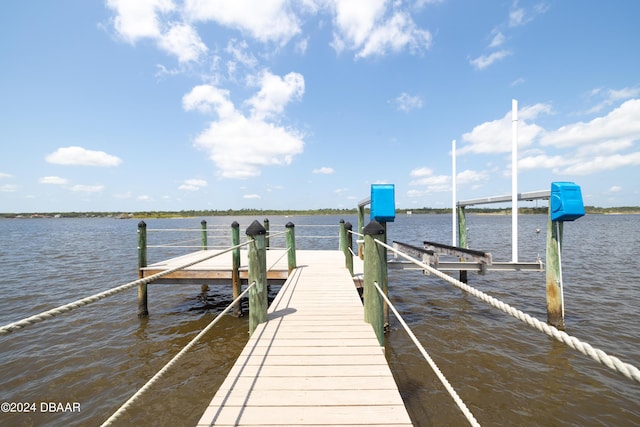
xmin=147 ymin=226 xmax=229 ymax=232
xmin=375 ymin=239 xmax=640 ymax=384
xmin=373 ymin=280 xmax=481 ymax=427
xmin=0 ymin=240 xmax=254 ymax=336
xmin=268 ymin=246 xmax=291 ymax=271
xmin=100 ymin=281 xmax=256 ymax=427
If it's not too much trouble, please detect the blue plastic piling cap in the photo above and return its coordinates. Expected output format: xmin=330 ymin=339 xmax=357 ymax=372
xmin=550 ymin=182 xmax=585 ymax=222
xmin=371 ymin=184 xmax=395 ymax=223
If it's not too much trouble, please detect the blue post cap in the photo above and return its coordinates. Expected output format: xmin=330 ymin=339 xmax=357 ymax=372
xmin=550 ymin=182 xmax=585 ymax=222
xmin=371 ymin=184 xmax=395 ymax=222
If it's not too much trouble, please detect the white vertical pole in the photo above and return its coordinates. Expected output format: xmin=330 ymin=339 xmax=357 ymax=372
xmin=452 ymin=140 xmax=457 ymax=246
xmin=511 ymin=99 xmax=518 ymax=263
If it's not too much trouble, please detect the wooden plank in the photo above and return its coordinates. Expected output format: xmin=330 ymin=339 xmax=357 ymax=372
xmin=207 ymin=389 xmax=407 ymax=407
xmin=198 ymin=405 xmax=412 ymax=426
xmin=224 ymin=363 xmax=395 ymax=378
xmin=214 ymin=375 xmax=402 ymax=392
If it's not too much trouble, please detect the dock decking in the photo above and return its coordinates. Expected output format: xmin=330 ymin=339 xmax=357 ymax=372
xmin=194 ymin=250 xmax=412 ymax=426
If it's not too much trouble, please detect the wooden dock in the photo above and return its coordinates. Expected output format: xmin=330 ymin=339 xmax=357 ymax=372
xmin=190 ymin=249 xmax=412 ymax=426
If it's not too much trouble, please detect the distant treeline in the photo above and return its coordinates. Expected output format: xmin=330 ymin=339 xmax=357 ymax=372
xmin=2 ymin=205 xmax=639 ymax=219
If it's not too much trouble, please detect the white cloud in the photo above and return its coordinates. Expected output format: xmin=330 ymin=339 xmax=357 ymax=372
xmin=587 ymin=86 xmax=640 ymax=114
xmin=391 ymin=92 xmax=423 ymax=112
xmin=540 ymin=99 xmax=640 ymax=148
xmin=459 ymin=103 xmax=550 ymax=154
xmin=70 ymin=184 xmax=105 ymax=193
xmin=182 ymin=85 xmax=235 ymax=117
xmin=158 ymin=23 xmax=208 ymax=63
xmin=330 ymin=1 xmax=432 ymax=58
xmin=245 ymin=70 xmax=305 ymax=121
xmin=0 ymin=184 xmax=18 ymax=192
xmin=561 ymin=153 xmax=640 ymax=175
xmin=194 ymin=114 xmax=304 ymax=178
xmin=509 ymin=1 xmax=549 ymax=27
xmin=609 ymin=186 xmax=622 ymax=192
xmin=313 ymin=167 xmax=335 ymax=174
xmin=179 ymin=178 xmax=208 ymax=191
xmin=39 ymin=176 xmax=68 ymax=185
xmin=225 ymin=39 xmax=258 ymax=78
xmin=113 ymin=192 xmax=133 ymax=199
xmin=107 ymin=0 xmax=175 ymax=43
xmin=489 ymin=31 xmax=506 ymax=48
xmin=243 ymin=193 xmax=261 ymax=199
xmin=185 ymin=71 xmax=305 ymax=178
xmin=509 ymin=6 xmax=526 ymax=27
xmin=0 ymin=172 xmax=13 ymax=179
xmin=137 ymin=195 xmax=153 ymax=201
xmin=410 ymin=167 xmax=433 ymax=177
xmin=46 ymin=146 xmax=122 ymax=167
xmin=469 ymin=50 xmax=511 ymax=70
xmin=504 ymin=99 xmax=640 ymax=176
xmin=108 ymin=0 xmax=206 ymax=63
xmin=457 ymin=169 xmax=489 ymax=185
xmin=409 ymin=167 xmax=450 ymax=192
xmin=184 ymin=0 xmax=301 ymax=45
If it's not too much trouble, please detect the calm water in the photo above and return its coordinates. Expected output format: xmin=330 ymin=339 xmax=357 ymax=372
xmin=0 ymin=214 xmax=638 ymax=426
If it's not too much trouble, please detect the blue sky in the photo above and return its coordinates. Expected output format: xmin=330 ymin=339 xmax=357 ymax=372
xmin=1 ymin=1 xmax=639 ymax=213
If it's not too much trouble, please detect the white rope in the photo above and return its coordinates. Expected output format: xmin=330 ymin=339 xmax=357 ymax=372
xmin=0 ymin=241 xmax=253 ymax=336
xmin=377 ymin=240 xmax=640 ymax=385
xmin=268 ymin=247 xmax=291 ymax=271
xmin=100 ymin=282 xmax=255 ymax=427
xmin=373 ymin=281 xmax=481 ymax=427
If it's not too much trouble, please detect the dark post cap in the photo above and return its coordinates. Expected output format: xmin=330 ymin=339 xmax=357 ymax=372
xmin=246 ymin=219 xmax=266 ymax=236
xmin=363 ymin=220 xmax=385 ymax=235
xmin=231 ymin=221 xmax=239 ymax=228
xmin=340 ymin=219 xmax=345 ymax=224
xmin=201 ymin=219 xmax=207 ymax=225
xmin=138 ymin=221 xmax=146 ymax=228
xmin=285 ymin=222 xmax=295 ymax=228
xmin=344 ymin=221 xmax=352 ymax=230
xmin=264 ymin=218 xmax=269 ymax=223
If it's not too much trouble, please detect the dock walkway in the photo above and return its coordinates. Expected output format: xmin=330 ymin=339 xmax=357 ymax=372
xmin=196 ymin=250 xmax=412 ymax=426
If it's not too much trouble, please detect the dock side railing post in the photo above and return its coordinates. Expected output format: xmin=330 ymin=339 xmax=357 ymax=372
xmin=247 ymin=220 xmax=268 ymax=336
xmin=263 ymin=218 xmax=270 ymax=250
xmin=285 ymin=222 xmax=296 ymax=274
xmin=201 ymin=219 xmax=208 ymax=250
xmin=358 ymin=205 xmax=365 ymax=259
xmin=231 ymin=221 xmax=242 ymax=317
xmin=363 ymin=220 xmax=386 ymax=346
xmin=137 ymin=221 xmax=149 ymax=318
xmin=340 ymin=221 xmax=354 ymax=275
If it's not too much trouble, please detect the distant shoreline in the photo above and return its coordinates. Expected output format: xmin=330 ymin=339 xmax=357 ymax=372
xmin=1 ymin=206 xmax=639 ymax=219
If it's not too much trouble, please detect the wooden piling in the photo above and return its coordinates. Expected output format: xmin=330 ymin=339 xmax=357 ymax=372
xmin=285 ymin=222 xmax=296 ymax=274
xmin=201 ymin=220 xmax=209 ymax=293
xmin=201 ymin=220 xmax=208 ymax=250
xmin=247 ymin=220 xmax=268 ymax=336
xmin=363 ymin=220 xmax=386 ymax=346
xmin=137 ymin=221 xmax=149 ymax=318
xmin=546 ymin=215 xmax=565 ymax=330
xmin=457 ymin=206 xmax=468 ymax=283
xmin=231 ymin=221 xmax=242 ymax=317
